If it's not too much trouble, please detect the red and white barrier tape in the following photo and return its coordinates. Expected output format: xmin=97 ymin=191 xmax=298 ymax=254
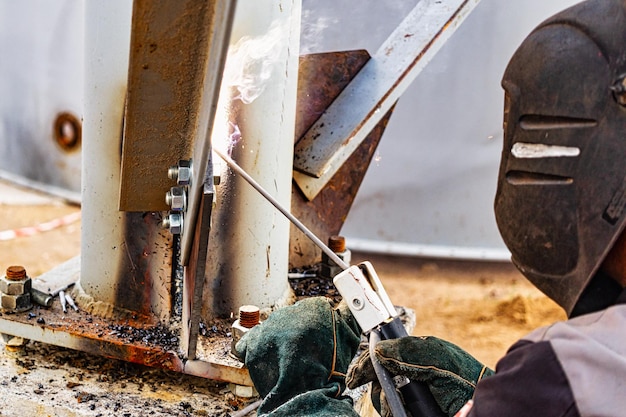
xmin=0 ymin=211 xmax=81 ymax=241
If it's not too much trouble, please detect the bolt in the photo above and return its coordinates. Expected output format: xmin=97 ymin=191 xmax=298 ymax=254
xmin=0 ymin=266 xmax=32 ymax=297
xmin=238 ymin=305 xmax=260 ymax=328
xmin=162 ymin=212 xmax=184 ymax=235
xmin=31 ymin=288 xmax=53 ymax=308
xmin=168 ymin=160 xmax=192 ymax=185
xmin=321 ymin=236 xmax=351 ymax=279
xmin=328 ymin=236 xmax=346 ymax=253
xmin=231 ymin=305 xmax=261 ymax=357
xmin=167 ymin=166 xmax=179 ymax=180
xmin=165 ymin=186 xmax=187 ymax=212
xmin=5 ymin=266 xmax=26 ymax=281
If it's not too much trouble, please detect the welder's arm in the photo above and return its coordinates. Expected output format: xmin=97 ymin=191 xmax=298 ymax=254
xmin=234 ymin=297 xmax=362 ymax=417
xmin=347 ymin=336 xmax=494 ymax=417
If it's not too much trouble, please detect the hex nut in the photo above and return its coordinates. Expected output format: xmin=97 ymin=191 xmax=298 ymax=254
xmin=228 ymin=383 xmax=257 ymax=398
xmin=231 ymin=319 xmax=250 ymax=357
xmin=176 ymin=165 xmax=192 ymax=186
xmin=0 ymin=275 xmax=31 ymax=296
xmin=1 ymin=293 xmax=32 ymax=312
xmin=166 ymin=187 xmax=186 ymax=212
xmin=168 ymin=161 xmax=192 ymax=186
xmin=163 ymin=213 xmax=184 ymax=235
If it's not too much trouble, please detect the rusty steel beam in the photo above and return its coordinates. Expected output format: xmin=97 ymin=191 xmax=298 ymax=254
xmin=293 ymin=0 xmax=481 ymax=200
xmin=290 ymin=51 xmax=395 ymax=267
xmin=119 ymin=0 xmax=234 ymax=215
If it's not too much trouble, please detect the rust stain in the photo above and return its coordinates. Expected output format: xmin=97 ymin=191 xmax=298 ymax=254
xmin=0 ymin=303 xmax=182 ymax=370
xmin=120 ymin=0 xmax=218 ymax=211
xmin=290 ymin=51 xmax=397 ymax=267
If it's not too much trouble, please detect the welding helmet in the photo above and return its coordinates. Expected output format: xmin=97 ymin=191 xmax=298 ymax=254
xmin=495 ymin=0 xmax=626 ymax=316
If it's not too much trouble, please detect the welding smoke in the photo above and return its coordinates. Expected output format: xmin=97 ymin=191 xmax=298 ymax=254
xmin=223 ymin=19 xmax=290 ymax=104
xmin=299 ymin=9 xmax=335 ymax=55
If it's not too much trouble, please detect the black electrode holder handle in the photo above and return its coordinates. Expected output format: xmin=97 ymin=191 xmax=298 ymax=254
xmin=379 ymin=318 xmax=447 ymax=417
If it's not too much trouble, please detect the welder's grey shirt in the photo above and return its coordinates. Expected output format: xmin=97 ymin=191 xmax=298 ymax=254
xmin=469 ymin=289 xmax=626 ymax=416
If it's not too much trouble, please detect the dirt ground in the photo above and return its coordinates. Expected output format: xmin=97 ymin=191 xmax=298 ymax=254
xmin=352 ymin=253 xmax=566 ymax=368
xmin=0 ymin=180 xmax=568 ymax=415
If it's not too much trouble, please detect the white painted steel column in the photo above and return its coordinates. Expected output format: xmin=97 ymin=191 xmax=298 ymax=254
xmin=81 ymin=2 xmax=173 ymax=320
xmin=81 ymin=1 xmax=132 ymax=303
xmin=205 ymin=0 xmax=301 ymax=317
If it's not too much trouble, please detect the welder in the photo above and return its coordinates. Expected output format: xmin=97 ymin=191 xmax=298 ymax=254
xmin=234 ymin=0 xmax=626 ymax=415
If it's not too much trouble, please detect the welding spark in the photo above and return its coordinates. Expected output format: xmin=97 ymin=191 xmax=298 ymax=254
xmin=226 ymin=122 xmax=242 ymax=155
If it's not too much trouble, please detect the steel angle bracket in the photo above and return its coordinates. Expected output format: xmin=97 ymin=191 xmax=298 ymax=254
xmin=119 ymin=0 xmax=236 ymax=266
xmin=293 ymin=0 xmax=481 ymax=200
xmin=180 ymin=158 xmax=215 ymax=360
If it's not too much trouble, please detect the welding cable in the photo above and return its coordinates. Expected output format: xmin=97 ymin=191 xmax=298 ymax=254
xmin=0 ymin=211 xmax=81 ymax=241
xmin=369 ymin=329 xmax=408 ymax=417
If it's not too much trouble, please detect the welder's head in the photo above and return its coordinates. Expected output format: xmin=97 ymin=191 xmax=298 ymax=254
xmin=495 ymin=0 xmax=626 ymax=317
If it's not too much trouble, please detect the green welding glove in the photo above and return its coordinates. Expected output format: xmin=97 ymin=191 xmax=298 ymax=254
xmin=346 ymin=336 xmax=494 ymax=417
xmin=234 ymin=297 xmax=362 ymax=417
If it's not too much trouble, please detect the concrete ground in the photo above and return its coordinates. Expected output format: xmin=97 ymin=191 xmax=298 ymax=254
xmin=0 ymin=179 xmax=565 ymax=416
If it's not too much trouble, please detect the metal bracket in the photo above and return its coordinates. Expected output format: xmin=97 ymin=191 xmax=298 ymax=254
xmin=293 ymin=0 xmax=481 ymax=200
xmin=180 ymin=158 xmax=215 ymax=359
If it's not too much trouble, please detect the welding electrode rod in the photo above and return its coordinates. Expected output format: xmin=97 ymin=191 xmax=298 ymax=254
xmin=213 ymin=148 xmax=350 ymax=270
xmin=59 ymin=290 xmax=67 ymax=313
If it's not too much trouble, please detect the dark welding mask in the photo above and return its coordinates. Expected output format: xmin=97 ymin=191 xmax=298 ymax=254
xmin=495 ymin=0 xmax=626 ymax=316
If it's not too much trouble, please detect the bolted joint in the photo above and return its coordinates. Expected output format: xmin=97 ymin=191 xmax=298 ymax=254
xmin=165 ymin=186 xmax=187 ymax=212
xmin=0 ymin=275 xmax=31 ymax=296
xmin=231 ymin=305 xmax=261 ymax=357
xmin=162 ymin=212 xmax=184 ymax=235
xmin=168 ymin=160 xmax=192 ymax=186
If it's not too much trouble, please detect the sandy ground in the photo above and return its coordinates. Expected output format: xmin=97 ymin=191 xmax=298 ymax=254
xmin=352 ymin=253 xmax=566 ymax=368
xmin=0 ymin=180 xmax=567 ymax=415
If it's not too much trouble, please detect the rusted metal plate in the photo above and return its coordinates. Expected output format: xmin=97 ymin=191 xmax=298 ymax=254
xmin=290 ymin=51 xmax=395 ymax=267
xmin=119 ymin=0 xmax=234 ymax=213
xmin=0 ymin=301 xmax=251 ymax=386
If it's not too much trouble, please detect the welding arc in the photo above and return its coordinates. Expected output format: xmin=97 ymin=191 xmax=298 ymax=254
xmin=213 ymin=147 xmax=350 ymax=270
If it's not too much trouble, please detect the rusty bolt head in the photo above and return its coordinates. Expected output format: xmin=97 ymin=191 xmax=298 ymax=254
xmin=1 ymin=293 xmax=32 ymax=312
xmin=165 ymin=186 xmax=187 ymax=212
xmin=238 ymin=305 xmax=260 ymax=328
xmin=328 ymin=235 xmax=346 ymax=253
xmin=0 ymin=274 xmax=31 ymax=296
xmin=5 ymin=266 xmax=26 ymax=281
